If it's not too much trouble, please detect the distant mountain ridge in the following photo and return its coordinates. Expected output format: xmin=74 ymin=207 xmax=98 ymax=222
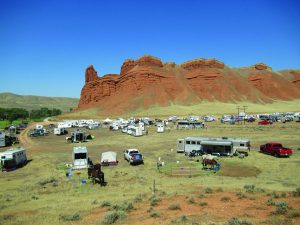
xmin=0 ymin=92 xmax=79 ymax=112
xmin=78 ymin=55 xmax=300 ymax=115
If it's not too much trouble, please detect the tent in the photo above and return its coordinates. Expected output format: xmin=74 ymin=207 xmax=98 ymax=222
xmin=101 ymin=151 xmax=118 ymax=166
xmin=103 ymin=118 xmax=113 ymax=124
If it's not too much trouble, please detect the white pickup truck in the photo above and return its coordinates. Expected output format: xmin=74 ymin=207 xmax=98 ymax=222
xmin=124 ymin=149 xmax=144 ymax=165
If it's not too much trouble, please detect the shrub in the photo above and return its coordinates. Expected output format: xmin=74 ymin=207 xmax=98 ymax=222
xmin=236 ymin=192 xmax=246 ymax=199
xmin=149 ymin=195 xmax=160 ymax=206
xmin=226 ymin=217 xmax=253 ymax=225
xmin=187 ymin=196 xmax=195 ymax=204
xmin=168 ymin=203 xmax=181 ymax=210
xmin=292 ymin=187 xmax=300 ymax=197
xmin=100 ymin=201 xmax=111 ymax=207
xmin=59 ymin=213 xmax=81 ymax=221
xmin=273 ymin=201 xmax=288 ymax=215
xmin=38 ymin=177 xmax=57 ymax=186
xmin=280 ymin=192 xmax=287 ymax=198
xmin=204 ymin=187 xmax=213 ymax=194
xmin=243 ymin=185 xmax=255 ymax=193
xmin=221 ymin=196 xmax=231 ymax=202
xmin=271 ymin=191 xmax=280 ymax=199
xmin=110 ymin=202 xmax=133 ymax=212
xmin=149 ymin=210 xmax=160 ymax=218
xmin=267 ymin=198 xmax=275 ymax=206
xmin=102 ymin=210 xmax=127 ymax=224
xmin=216 ymin=187 xmax=224 ymax=192
xmin=199 ymin=201 xmax=208 ymax=206
xmin=134 ymin=193 xmax=145 ymax=203
xmin=286 ymin=209 xmax=300 ymax=218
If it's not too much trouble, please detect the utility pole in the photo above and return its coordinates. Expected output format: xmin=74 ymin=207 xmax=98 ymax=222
xmin=242 ymin=105 xmax=248 ymax=125
xmin=237 ymin=106 xmax=240 ymax=125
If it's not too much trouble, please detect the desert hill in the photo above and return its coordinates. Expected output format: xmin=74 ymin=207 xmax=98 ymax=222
xmin=78 ymin=55 xmax=300 ymax=114
xmin=0 ymin=92 xmax=79 ymax=111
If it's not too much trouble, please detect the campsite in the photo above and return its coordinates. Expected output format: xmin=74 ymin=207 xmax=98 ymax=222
xmin=0 ymin=115 xmax=300 ymax=225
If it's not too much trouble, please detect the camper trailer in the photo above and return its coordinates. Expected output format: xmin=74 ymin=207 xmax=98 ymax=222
xmin=176 ymin=137 xmax=250 ymax=156
xmin=0 ymin=147 xmax=27 ymax=171
xmin=54 ymin=127 xmax=68 ymax=135
xmin=72 ymin=147 xmax=88 ymax=169
xmin=157 ymin=123 xmax=165 ymax=133
xmin=127 ymin=126 xmax=143 ymax=137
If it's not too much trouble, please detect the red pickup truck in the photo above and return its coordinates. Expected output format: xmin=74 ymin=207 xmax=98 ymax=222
xmin=260 ymin=142 xmax=293 ymax=157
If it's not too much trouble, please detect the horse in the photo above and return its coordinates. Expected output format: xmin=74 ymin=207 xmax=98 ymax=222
xmin=87 ymin=161 xmax=105 ymax=186
xmin=202 ymin=158 xmax=220 ymax=170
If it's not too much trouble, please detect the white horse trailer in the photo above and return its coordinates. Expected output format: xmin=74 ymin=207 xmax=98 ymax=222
xmin=176 ymin=137 xmax=250 ymax=156
xmin=72 ymin=147 xmax=88 ymax=169
xmin=0 ymin=147 xmax=27 ymax=171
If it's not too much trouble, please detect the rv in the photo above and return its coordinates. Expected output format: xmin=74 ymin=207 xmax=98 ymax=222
xmin=157 ymin=123 xmax=165 ymax=133
xmin=72 ymin=147 xmax=88 ymax=169
xmin=0 ymin=147 xmax=27 ymax=171
xmin=176 ymin=137 xmax=250 ymax=156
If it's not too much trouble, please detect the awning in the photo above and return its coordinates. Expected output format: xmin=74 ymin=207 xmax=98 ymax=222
xmin=201 ymin=141 xmax=232 ymax=146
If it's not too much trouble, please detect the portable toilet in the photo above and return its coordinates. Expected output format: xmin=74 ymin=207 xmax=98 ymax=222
xmin=72 ymin=146 xmax=88 ymax=169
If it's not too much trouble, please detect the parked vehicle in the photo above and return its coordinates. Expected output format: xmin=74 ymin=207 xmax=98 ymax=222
xmin=72 ymin=146 xmax=88 ymax=169
xmin=258 ymin=120 xmax=273 ymax=125
xmin=101 ymin=151 xmax=118 ymax=166
xmin=0 ymin=147 xmax=27 ymax=171
xmin=260 ymin=142 xmax=292 ymax=157
xmin=54 ymin=127 xmax=68 ymax=135
xmin=124 ymin=149 xmax=144 ymax=165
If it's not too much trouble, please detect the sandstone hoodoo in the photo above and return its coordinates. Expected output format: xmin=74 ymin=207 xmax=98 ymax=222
xmin=78 ymin=55 xmax=300 ymax=114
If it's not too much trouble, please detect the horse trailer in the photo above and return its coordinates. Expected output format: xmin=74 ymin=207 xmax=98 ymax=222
xmin=72 ymin=146 xmax=88 ymax=169
xmin=0 ymin=132 xmax=12 ymax=147
xmin=177 ymin=137 xmax=250 ymax=156
xmin=0 ymin=147 xmax=27 ymax=171
xmin=71 ymin=130 xmax=87 ymax=142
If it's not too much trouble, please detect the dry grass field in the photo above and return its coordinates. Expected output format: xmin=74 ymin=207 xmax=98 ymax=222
xmin=1 ymin=118 xmax=300 ymax=225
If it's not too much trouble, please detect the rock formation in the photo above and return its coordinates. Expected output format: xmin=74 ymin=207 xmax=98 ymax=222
xmin=78 ymin=55 xmax=300 ymax=114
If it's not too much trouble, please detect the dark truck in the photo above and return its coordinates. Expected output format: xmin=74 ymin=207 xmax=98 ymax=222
xmin=124 ymin=149 xmax=144 ymax=165
xmin=260 ymin=142 xmax=293 ymax=157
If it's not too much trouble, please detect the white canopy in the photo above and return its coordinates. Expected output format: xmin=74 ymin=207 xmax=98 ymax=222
xmin=101 ymin=151 xmax=117 ymax=163
xmin=103 ymin=118 xmax=113 ymax=123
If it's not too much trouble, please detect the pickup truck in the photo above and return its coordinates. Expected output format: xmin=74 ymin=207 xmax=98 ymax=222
xmin=260 ymin=142 xmax=293 ymax=157
xmin=124 ymin=149 xmax=144 ymax=165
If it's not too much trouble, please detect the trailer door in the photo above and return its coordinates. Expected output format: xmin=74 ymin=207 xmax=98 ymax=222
xmin=177 ymin=139 xmax=184 ymax=152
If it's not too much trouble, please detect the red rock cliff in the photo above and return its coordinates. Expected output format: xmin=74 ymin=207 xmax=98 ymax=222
xmin=78 ymin=55 xmax=300 ymax=114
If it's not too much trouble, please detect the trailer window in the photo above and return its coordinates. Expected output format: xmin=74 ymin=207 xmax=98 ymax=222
xmin=179 ymin=141 xmax=182 ymax=143
xmin=191 ymin=141 xmax=196 ymax=145
xmin=74 ymin=153 xmax=87 ymax=159
xmin=197 ymin=141 xmax=201 ymax=145
xmin=240 ymin=143 xmax=245 ymax=146
xmin=186 ymin=141 xmax=190 ymax=144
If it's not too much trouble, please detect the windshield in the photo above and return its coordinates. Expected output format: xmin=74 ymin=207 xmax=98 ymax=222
xmin=273 ymin=144 xmax=283 ymax=148
xmin=130 ymin=151 xmax=139 ymax=155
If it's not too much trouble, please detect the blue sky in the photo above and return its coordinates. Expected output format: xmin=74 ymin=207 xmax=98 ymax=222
xmin=0 ymin=0 xmax=299 ymax=98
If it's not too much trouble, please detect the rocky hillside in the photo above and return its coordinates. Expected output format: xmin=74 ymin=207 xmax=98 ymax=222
xmin=78 ymin=55 xmax=300 ymax=114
